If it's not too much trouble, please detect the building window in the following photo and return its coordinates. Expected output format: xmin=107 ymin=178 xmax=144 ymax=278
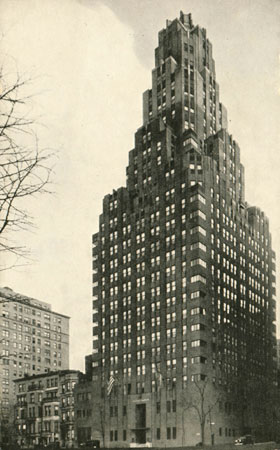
xmin=157 ymin=428 xmax=161 ymax=440
xmin=190 ymin=274 xmax=206 ymax=284
xmin=167 ymin=428 xmax=171 ymax=440
xmin=190 ymin=193 xmax=206 ymax=205
xmin=191 ymin=225 xmax=206 ymax=236
xmin=191 ymin=339 xmax=206 ymax=348
xmin=190 ymin=242 xmax=207 ymax=252
xmin=191 ymin=307 xmax=206 ymax=316
xmin=190 ymin=209 xmax=206 ymax=220
xmin=173 ymin=427 xmax=177 ymax=439
xmin=191 ymin=258 xmax=207 ymax=268
xmin=123 ymin=430 xmax=127 ymax=441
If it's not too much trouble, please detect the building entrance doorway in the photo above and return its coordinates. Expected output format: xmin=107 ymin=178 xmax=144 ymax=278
xmin=135 ymin=404 xmax=146 ymax=444
xmin=135 ymin=429 xmax=146 ymax=444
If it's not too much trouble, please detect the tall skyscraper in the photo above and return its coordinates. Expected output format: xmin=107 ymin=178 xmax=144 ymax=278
xmin=91 ymin=12 xmax=277 ymax=447
xmin=0 ymin=287 xmax=70 ymax=444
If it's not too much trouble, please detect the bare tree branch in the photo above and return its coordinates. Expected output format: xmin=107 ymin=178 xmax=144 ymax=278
xmin=181 ymin=376 xmax=222 ymax=446
xmin=0 ymin=68 xmax=55 ymax=270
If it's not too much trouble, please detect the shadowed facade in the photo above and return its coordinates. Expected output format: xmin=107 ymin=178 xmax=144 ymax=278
xmin=91 ymin=12 xmax=277 ymax=447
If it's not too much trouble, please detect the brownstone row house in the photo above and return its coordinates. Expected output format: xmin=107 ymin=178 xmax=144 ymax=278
xmin=14 ymin=370 xmax=80 ymax=447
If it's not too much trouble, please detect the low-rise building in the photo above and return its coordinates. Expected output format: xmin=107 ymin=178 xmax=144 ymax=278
xmin=14 ymin=370 xmax=81 ymax=447
xmin=74 ymin=376 xmax=104 ymax=447
xmin=74 ymin=355 xmax=104 ymax=447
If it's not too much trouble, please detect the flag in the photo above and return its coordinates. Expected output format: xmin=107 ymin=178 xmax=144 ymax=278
xmin=107 ymin=374 xmax=115 ymax=396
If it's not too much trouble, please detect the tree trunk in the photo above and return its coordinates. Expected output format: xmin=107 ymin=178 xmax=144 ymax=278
xmin=182 ymin=409 xmax=185 ymax=446
xmin=201 ymin=419 xmax=205 ymax=446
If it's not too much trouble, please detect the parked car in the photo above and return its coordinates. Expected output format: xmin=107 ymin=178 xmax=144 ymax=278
xmin=86 ymin=441 xmax=100 ymax=448
xmin=79 ymin=441 xmax=100 ymax=448
xmin=235 ymin=435 xmax=254 ymax=445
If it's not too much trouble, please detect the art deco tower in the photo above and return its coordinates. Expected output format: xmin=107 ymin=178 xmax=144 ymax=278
xmin=91 ymin=12 xmax=277 ymax=447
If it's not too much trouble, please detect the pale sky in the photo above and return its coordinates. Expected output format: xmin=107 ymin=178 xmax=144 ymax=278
xmin=0 ymin=0 xmax=280 ymax=371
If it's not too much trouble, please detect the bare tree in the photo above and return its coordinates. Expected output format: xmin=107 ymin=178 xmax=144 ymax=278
xmin=0 ymin=402 xmax=16 ymax=446
xmin=0 ymin=68 xmax=54 ymax=269
xmin=181 ymin=377 xmax=220 ymax=446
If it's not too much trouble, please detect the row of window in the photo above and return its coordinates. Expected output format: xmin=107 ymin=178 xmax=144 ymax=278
xmin=103 ymin=303 xmax=207 ymax=329
xmin=105 ymin=208 xmax=268 ymax=258
xmin=0 ymin=315 xmax=61 ymax=331
xmin=1 ymin=329 xmax=62 ymax=342
xmin=2 ymin=303 xmax=62 ymax=324
xmin=1 ymin=339 xmax=62 ymax=351
xmin=100 ymin=289 xmax=204 ymax=316
xmin=109 ymin=427 xmax=177 ymax=442
xmin=103 ymin=257 xmax=207 ymax=289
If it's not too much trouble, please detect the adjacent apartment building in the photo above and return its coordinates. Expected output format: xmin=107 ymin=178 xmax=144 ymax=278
xmin=0 ymin=287 xmax=70 ymax=443
xmin=91 ymin=11 xmax=277 ymax=447
xmin=14 ymin=370 xmax=80 ymax=447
